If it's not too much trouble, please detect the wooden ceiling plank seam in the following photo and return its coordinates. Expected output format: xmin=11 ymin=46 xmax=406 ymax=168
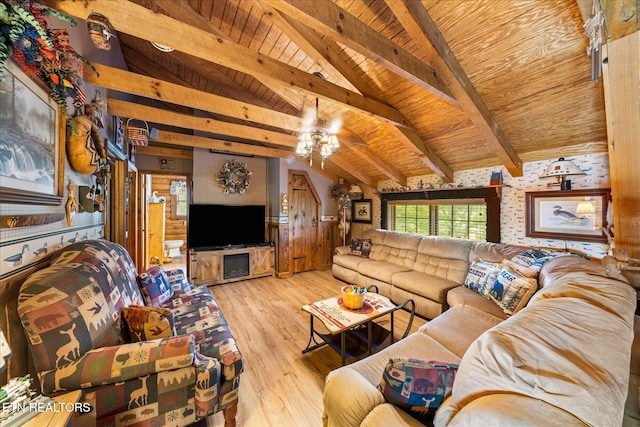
xmin=107 ymin=98 xmax=300 ymax=148
xmin=386 ymin=0 xmax=523 ymax=178
xmin=271 ymin=0 xmax=459 ymax=106
xmin=44 ymin=0 xmax=409 ymax=126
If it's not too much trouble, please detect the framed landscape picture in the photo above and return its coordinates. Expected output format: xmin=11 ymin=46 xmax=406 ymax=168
xmin=0 ymin=60 xmax=65 ymax=205
xmin=525 ymin=189 xmax=610 ymax=243
xmin=352 ymin=199 xmax=372 ymax=224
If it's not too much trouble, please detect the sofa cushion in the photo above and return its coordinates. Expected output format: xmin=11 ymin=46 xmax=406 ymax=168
xmin=463 ymin=259 xmax=502 ymax=297
xmin=391 ymin=270 xmax=459 ymax=304
xmin=413 ymin=237 xmax=473 ymax=285
xmin=378 ymin=358 xmax=458 ymax=417
xmin=448 ymin=260 xmax=636 ymax=427
xmin=122 ymin=305 xmax=176 ymax=342
xmin=334 ymin=253 xmax=370 ymax=271
xmin=468 ymin=241 xmax=525 ymax=263
xmin=348 ymin=332 xmax=461 ymax=386
xmin=368 ymin=231 xmax=420 ymax=269
xmin=18 ymin=262 xmax=125 ymax=373
xmin=163 ymin=286 xmax=244 ymax=380
xmin=446 ymin=287 xmax=509 ymax=320
xmin=351 ymin=238 xmax=373 ymax=257
xmin=419 ymin=304 xmax=504 ymax=358
xmin=358 ymin=260 xmax=411 ymax=283
xmin=138 ymin=266 xmax=174 ymax=307
xmin=485 ymin=265 xmax=537 ymax=315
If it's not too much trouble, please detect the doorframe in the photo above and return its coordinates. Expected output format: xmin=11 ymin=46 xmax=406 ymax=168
xmin=137 ymin=170 xmax=192 ymax=271
xmin=288 ymin=170 xmax=322 ymax=273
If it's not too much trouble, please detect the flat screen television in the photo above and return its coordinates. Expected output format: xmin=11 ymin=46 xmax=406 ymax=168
xmin=187 ymin=204 xmax=267 ymax=250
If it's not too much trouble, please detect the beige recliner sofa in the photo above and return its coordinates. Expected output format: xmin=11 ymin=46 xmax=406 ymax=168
xmin=323 ymin=254 xmax=637 ymax=426
xmin=333 ymin=229 xmax=523 ymax=319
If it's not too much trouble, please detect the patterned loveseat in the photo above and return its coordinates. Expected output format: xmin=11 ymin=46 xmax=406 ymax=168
xmin=17 ymin=240 xmax=242 ymax=426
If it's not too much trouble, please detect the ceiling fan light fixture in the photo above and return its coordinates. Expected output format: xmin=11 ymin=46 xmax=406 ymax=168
xmin=297 ymin=88 xmax=340 ymax=169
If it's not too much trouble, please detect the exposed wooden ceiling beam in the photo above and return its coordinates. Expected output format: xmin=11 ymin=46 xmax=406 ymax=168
xmin=385 ymin=0 xmax=523 ymax=177
xmin=324 ymin=153 xmax=375 ymax=187
xmin=271 ymin=0 xmax=458 ymax=107
xmin=107 ymin=98 xmax=299 ymax=147
xmin=90 ymin=64 xmax=302 ymax=131
xmin=135 ymin=145 xmax=193 ymax=160
xmin=153 ymin=0 xmax=306 ymax=110
xmin=338 ymin=130 xmax=407 ymax=186
xmin=386 ymin=125 xmax=453 ymax=180
xmin=151 ymin=130 xmax=293 ymax=158
xmin=45 ymin=0 xmax=408 ymax=127
xmin=151 ymin=130 xmax=338 ymax=181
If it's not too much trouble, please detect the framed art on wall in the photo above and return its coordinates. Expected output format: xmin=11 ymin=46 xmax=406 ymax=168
xmin=525 ymin=189 xmax=610 ymax=243
xmin=0 ymin=61 xmax=66 ymax=205
xmin=352 ymin=199 xmax=372 ymax=224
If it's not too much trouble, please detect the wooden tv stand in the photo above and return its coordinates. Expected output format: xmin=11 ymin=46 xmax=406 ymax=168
xmin=189 ymin=245 xmax=274 ymax=285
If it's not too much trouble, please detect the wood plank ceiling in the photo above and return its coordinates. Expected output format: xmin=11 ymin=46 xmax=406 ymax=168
xmin=46 ymin=0 xmax=607 ymax=186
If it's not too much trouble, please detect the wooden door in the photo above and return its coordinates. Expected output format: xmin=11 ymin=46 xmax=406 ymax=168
xmin=290 ymin=172 xmax=319 ymax=273
xmin=146 ymin=203 xmax=165 ymax=267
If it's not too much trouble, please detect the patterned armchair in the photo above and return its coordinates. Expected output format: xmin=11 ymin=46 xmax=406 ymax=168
xmin=17 ymin=240 xmax=242 ymax=426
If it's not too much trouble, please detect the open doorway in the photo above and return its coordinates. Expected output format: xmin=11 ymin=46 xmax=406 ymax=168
xmin=141 ymin=172 xmax=190 ymax=270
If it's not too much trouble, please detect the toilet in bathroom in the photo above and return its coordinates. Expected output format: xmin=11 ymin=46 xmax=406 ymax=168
xmin=164 ymin=240 xmax=184 ymax=259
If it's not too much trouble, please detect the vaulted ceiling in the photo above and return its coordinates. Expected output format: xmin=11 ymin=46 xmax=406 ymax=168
xmin=47 ymin=0 xmax=606 ymax=187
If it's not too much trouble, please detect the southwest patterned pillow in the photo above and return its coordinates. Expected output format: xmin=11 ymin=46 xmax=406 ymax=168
xmin=122 ymin=305 xmax=176 ymax=342
xmin=463 ymin=259 xmax=502 ymax=297
xmin=137 ymin=266 xmax=174 ymax=306
xmin=165 ymin=268 xmax=193 ymax=292
xmin=378 ymin=358 xmax=458 ymax=418
xmin=350 ymin=238 xmax=373 ymax=258
xmin=485 ymin=265 xmax=538 ymax=314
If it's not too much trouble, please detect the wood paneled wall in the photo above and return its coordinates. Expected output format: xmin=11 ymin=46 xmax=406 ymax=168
xmin=150 ymin=174 xmax=187 ymax=253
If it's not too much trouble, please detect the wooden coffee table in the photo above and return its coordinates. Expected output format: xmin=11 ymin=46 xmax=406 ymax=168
xmin=302 ymin=286 xmax=415 ymax=365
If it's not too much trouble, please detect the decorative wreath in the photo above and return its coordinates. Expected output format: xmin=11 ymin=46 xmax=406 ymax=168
xmin=216 ymin=159 xmax=253 ymax=195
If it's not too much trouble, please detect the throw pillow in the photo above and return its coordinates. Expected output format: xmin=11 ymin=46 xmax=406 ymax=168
xmin=485 ymin=265 xmax=538 ymax=315
xmin=137 ymin=265 xmax=174 ymax=306
xmin=378 ymin=358 xmax=458 ymax=418
xmin=463 ymin=259 xmax=502 ymax=297
xmin=122 ymin=305 xmax=176 ymax=342
xmin=350 ymin=238 xmax=372 ymax=258
xmin=165 ymin=268 xmax=193 ymax=292
xmin=504 ymin=248 xmax=569 ymax=278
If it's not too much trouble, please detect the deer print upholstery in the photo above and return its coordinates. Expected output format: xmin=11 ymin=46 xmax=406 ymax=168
xmin=18 ymin=240 xmax=242 ymax=426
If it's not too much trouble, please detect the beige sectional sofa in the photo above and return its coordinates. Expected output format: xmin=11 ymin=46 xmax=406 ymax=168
xmin=325 ymin=234 xmax=637 ymax=426
xmin=332 ymin=229 xmax=523 ymax=319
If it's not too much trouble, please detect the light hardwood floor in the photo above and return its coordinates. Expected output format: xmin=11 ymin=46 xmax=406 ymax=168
xmin=192 ymin=269 xmax=427 ymax=427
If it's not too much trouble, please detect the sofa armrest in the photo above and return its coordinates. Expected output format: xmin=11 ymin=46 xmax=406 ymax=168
xmin=323 ymin=368 xmax=385 ymax=427
xmin=39 ymin=335 xmax=196 ymax=394
xmin=335 ymin=245 xmax=352 ymax=255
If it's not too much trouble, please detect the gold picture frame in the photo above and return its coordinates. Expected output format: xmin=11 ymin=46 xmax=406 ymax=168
xmin=0 ymin=60 xmax=65 ymax=205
